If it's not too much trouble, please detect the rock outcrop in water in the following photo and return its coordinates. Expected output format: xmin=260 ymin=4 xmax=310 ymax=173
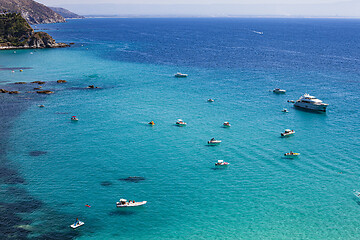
xmin=0 ymin=0 xmax=65 ymax=24
xmin=0 ymin=13 xmax=68 ymax=50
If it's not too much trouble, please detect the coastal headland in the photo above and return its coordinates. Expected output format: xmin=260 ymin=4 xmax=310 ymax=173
xmin=0 ymin=12 xmax=68 ymax=50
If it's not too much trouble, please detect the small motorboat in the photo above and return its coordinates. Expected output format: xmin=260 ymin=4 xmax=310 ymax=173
xmin=215 ymin=160 xmax=229 ymax=166
xmin=223 ymin=122 xmax=231 ymax=127
xmin=176 ymin=119 xmax=187 ymax=126
xmin=116 ymin=199 xmax=147 ymax=208
xmin=70 ymin=219 xmax=84 ymax=229
xmin=148 ymin=121 xmax=155 ymax=125
xmin=284 ymin=152 xmax=300 ymax=157
xmin=282 ymin=108 xmax=289 ymax=113
xmin=208 ymin=138 xmax=221 ymax=145
xmin=273 ymin=88 xmax=286 ymax=93
xmin=39 ymin=105 xmax=45 ymax=108
xmin=174 ymin=72 xmax=188 ymax=78
xmin=71 ymin=116 xmax=78 ymax=121
xmin=207 ymin=98 xmax=214 ymax=102
xmin=353 ymin=190 xmax=360 ymax=198
xmin=287 ymin=100 xmax=295 ymax=103
xmin=281 ymin=129 xmax=295 ymax=137
xmin=19 ymin=69 xmax=23 ymax=72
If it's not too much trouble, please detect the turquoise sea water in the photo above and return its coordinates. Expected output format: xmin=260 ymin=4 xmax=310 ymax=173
xmin=1 ymin=18 xmax=360 ymax=239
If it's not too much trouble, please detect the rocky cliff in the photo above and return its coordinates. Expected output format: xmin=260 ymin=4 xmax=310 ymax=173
xmin=49 ymin=7 xmax=84 ymax=19
xmin=0 ymin=0 xmax=65 ymax=24
xmin=0 ymin=12 xmax=68 ymax=49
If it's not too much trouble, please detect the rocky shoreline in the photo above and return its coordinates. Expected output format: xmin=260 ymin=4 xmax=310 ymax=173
xmin=0 ymin=42 xmax=68 ymax=50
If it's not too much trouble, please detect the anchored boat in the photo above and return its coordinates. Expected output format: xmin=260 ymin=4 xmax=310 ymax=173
xmin=273 ymin=88 xmax=286 ymax=93
xmin=174 ymin=72 xmax=188 ymax=78
xmin=294 ymin=94 xmax=328 ymax=112
xmin=281 ymin=129 xmax=295 ymax=137
xmin=215 ymin=160 xmax=229 ymax=166
xmin=70 ymin=219 xmax=84 ymax=229
xmin=284 ymin=152 xmax=300 ymax=157
xmin=176 ymin=119 xmax=187 ymax=126
xmin=208 ymin=138 xmax=221 ymax=145
xmin=116 ymin=199 xmax=147 ymax=208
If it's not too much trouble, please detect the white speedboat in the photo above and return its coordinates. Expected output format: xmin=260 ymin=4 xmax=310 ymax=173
xmin=116 ymin=199 xmax=147 ymax=208
xmin=294 ymin=94 xmax=328 ymax=112
xmin=223 ymin=122 xmax=231 ymax=127
xmin=174 ymin=72 xmax=188 ymax=78
xmin=176 ymin=119 xmax=187 ymax=126
xmin=273 ymin=88 xmax=286 ymax=93
xmin=282 ymin=108 xmax=289 ymax=113
xmin=215 ymin=160 xmax=229 ymax=166
xmin=70 ymin=220 xmax=84 ymax=229
xmin=281 ymin=129 xmax=295 ymax=137
xmin=207 ymin=98 xmax=214 ymax=102
xmin=208 ymin=138 xmax=221 ymax=145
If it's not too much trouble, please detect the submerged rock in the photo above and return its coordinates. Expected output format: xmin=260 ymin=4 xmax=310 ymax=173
xmin=31 ymin=81 xmax=46 ymax=84
xmin=87 ymin=85 xmax=100 ymax=89
xmin=36 ymin=90 xmax=54 ymax=94
xmin=0 ymin=89 xmax=9 ymax=93
xmin=34 ymin=86 xmax=42 ymax=90
xmin=15 ymin=82 xmax=27 ymax=84
xmin=57 ymin=80 xmax=67 ymax=83
xmin=8 ymin=91 xmax=20 ymax=94
xmin=119 ymin=176 xmax=145 ymax=183
xmin=16 ymin=224 xmax=34 ymax=231
xmin=29 ymin=151 xmax=47 ymax=157
xmin=100 ymin=181 xmax=112 ymax=186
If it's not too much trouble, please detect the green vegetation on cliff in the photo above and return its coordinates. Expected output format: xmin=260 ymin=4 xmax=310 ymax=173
xmin=0 ymin=12 xmax=68 ymax=49
xmin=0 ymin=12 xmax=32 ymax=46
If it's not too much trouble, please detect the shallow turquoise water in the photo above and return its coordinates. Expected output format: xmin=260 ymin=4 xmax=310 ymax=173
xmin=1 ymin=18 xmax=360 ymax=239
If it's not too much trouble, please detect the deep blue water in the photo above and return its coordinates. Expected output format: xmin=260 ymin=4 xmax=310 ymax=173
xmin=0 ymin=18 xmax=359 ymax=239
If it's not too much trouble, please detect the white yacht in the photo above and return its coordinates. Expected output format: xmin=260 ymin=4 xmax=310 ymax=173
xmin=294 ymin=94 xmax=328 ymax=112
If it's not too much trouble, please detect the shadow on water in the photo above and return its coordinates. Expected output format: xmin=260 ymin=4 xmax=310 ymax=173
xmin=108 ymin=210 xmax=136 ymax=216
xmin=210 ymin=167 xmax=228 ymax=171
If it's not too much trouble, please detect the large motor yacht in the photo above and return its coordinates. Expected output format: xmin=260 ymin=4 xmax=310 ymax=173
xmin=294 ymin=94 xmax=328 ymax=112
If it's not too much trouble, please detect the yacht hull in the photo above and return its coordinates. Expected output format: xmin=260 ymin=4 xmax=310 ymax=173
xmin=294 ymin=102 xmax=328 ymax=112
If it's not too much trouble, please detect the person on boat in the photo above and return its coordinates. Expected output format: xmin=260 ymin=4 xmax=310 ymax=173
xmin=133 ymin=200 xmax=135 ymax=203
xmin=74 ymin=218 xmax=79 ymax=225
xmin=211 ymin=138 xmax=215 ymax=141
xmin=290 ymin=151 xmax=293 ymax=155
